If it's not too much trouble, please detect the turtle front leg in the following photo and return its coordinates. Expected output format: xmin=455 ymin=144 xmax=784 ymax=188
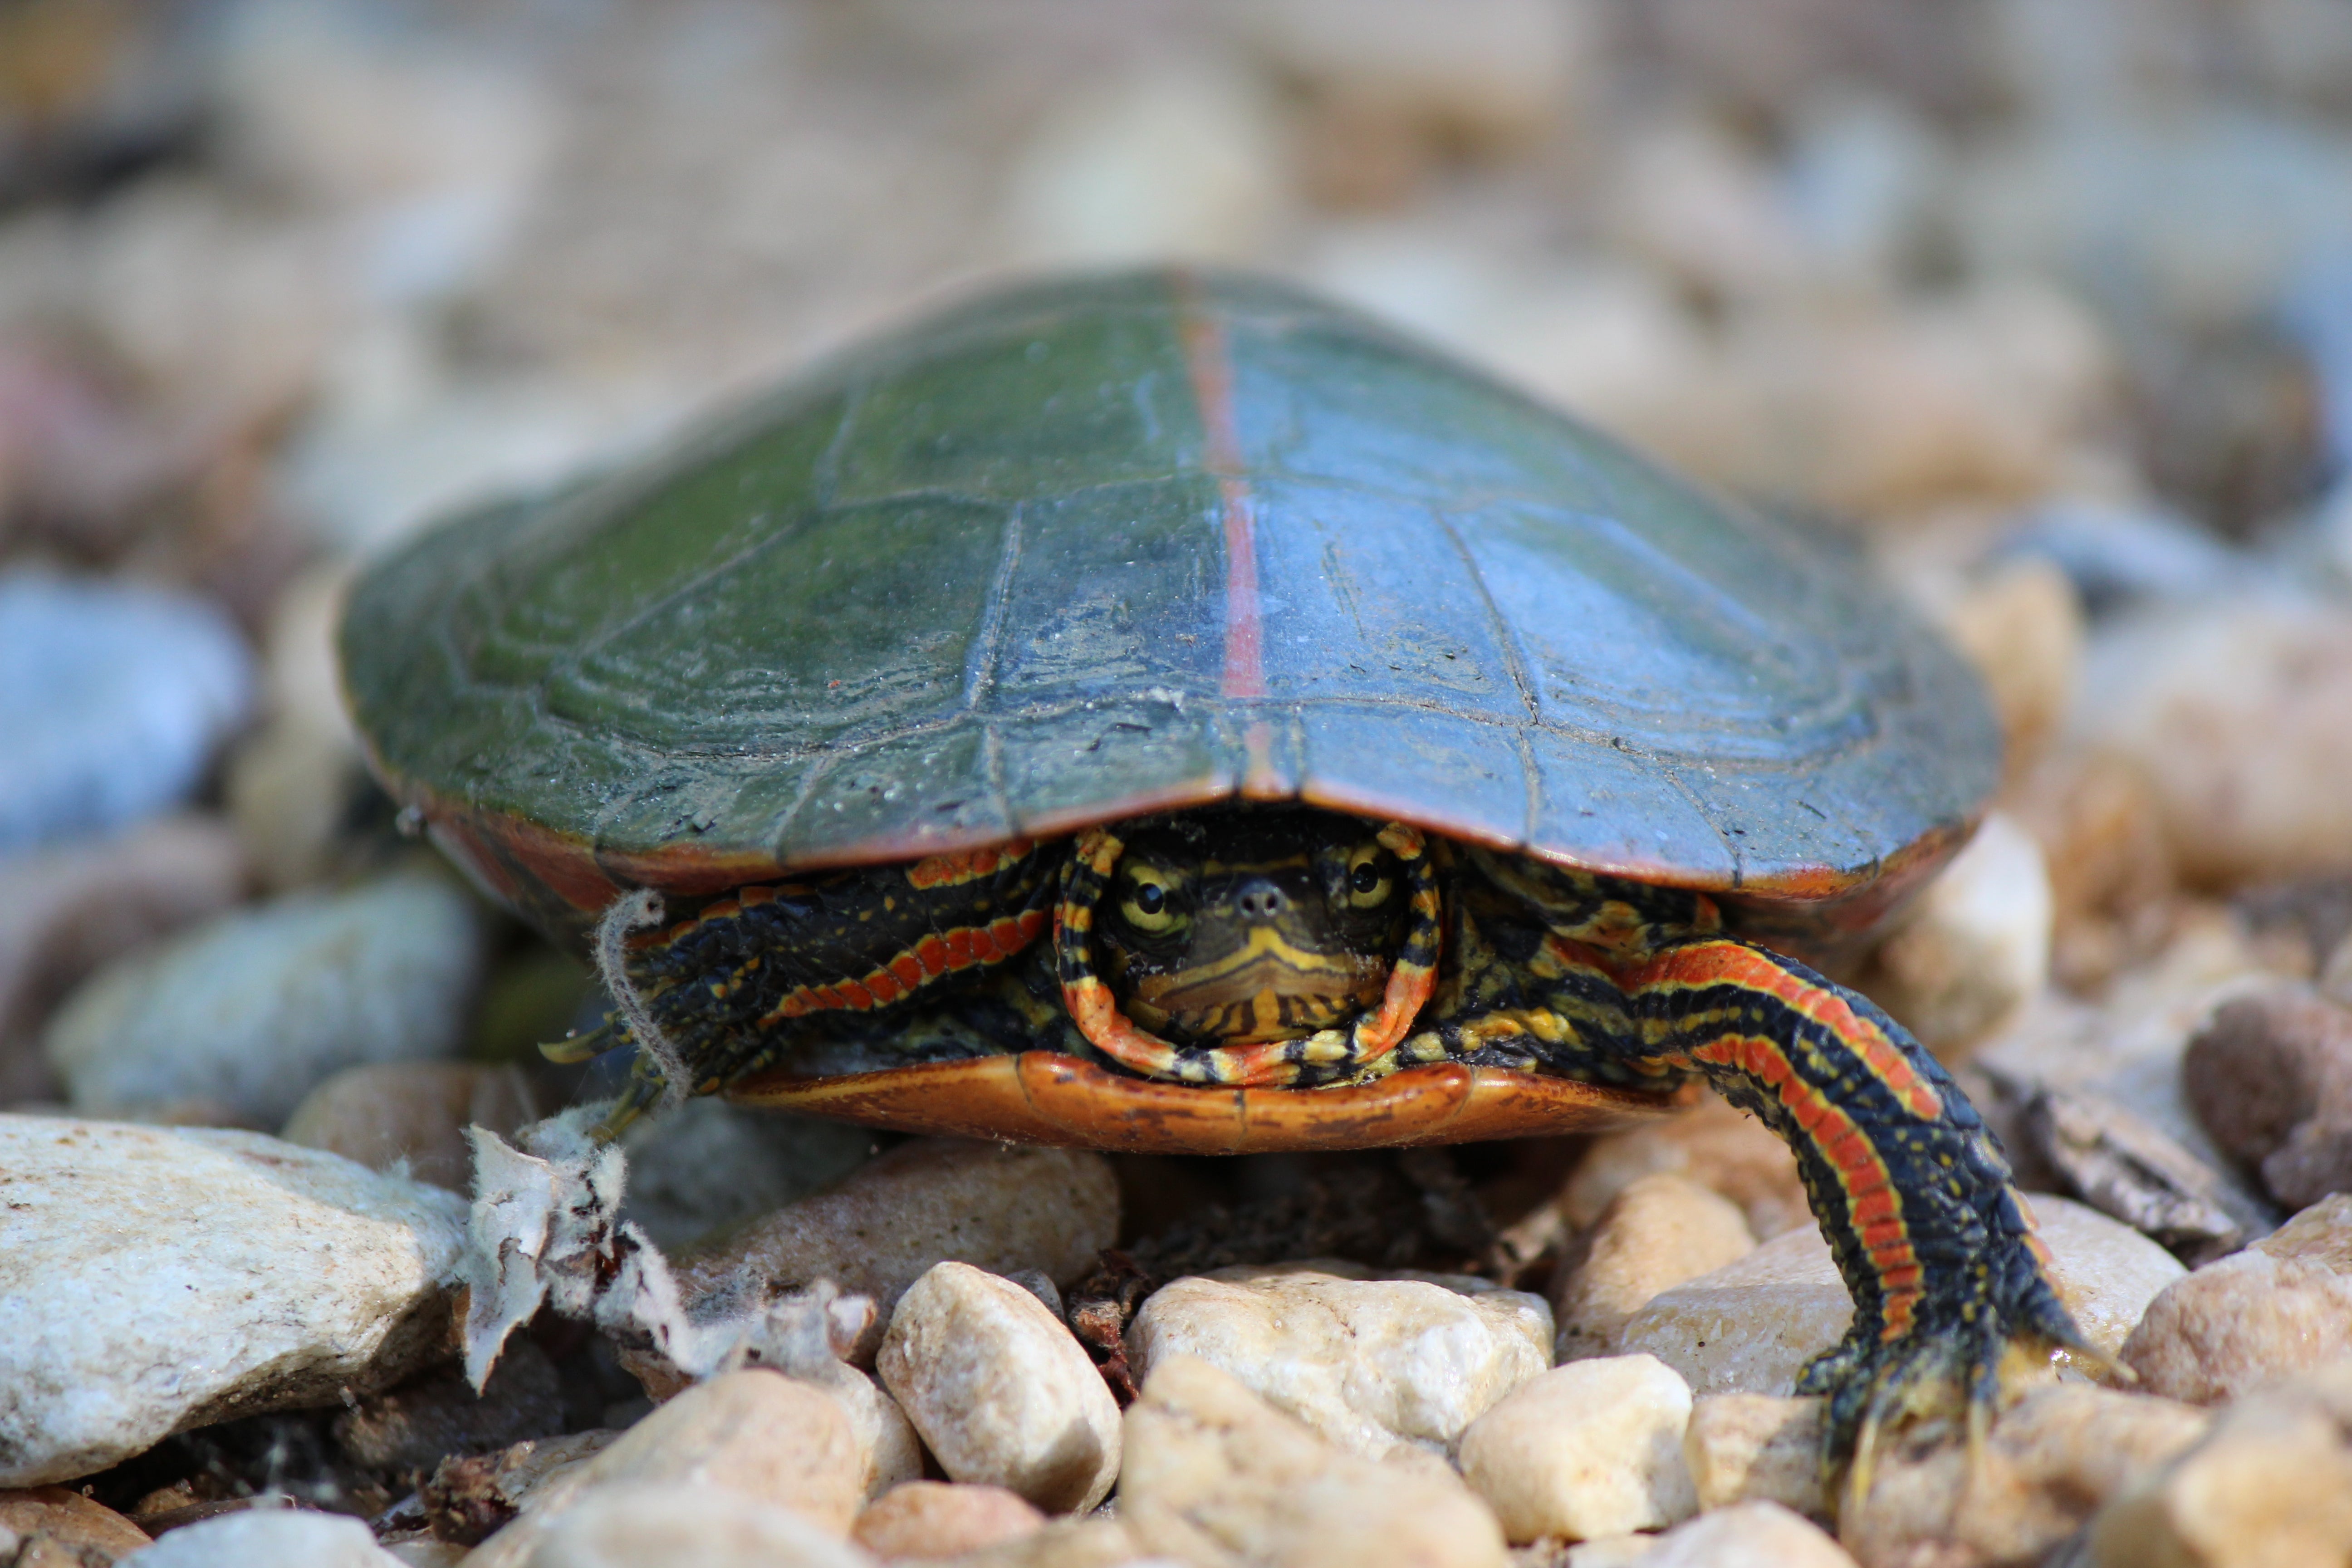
xmin=555 ymin=841 xmax=1064 ymax=1127
xmin=1607 ymin=935 xmax=2089 ymax=1473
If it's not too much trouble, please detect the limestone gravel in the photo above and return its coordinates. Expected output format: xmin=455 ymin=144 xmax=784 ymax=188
xmin=1455 ymin=1354 xmax=1698 ymax=1543
xmin=2122 ymin=1193 xmax=2352 ymax=1403
xmin=0 ymin=573 xmax=255 ymax=858
xmin=2182 ymin=985 xmax=2352 ymax=1209
xmin=1560 ymin=1093 xmax=1810 ymax=1240
xmin=0 ymin=814 xmax=245 ymax=1106
xmin=1838 ymin=1382 xmax=2210 ymax=1568
xmin=116 ymin=1509 xmax=407 ymax=1567
xmin=1617 ymin=1195 xmax=2182 ymax=1396
xmin=1633 ymin=1501 xmax=1858 ymax=1568
xmin=676 ymin=1141 xmax=1118 ymax=1364
xmin=463 ymin=1371 xmax=865 ymax=1568
xmin=1126 ymin=1261 xmax=1550 ymax=1460
xmin=0 ymin=1116 xmax=467 ymax=1486
xmin=849 ymin=1481 xmax=1045 ymax=1561
xmin=877 ymin=1262 xmax=1121 ymax=1514
xmin=2090 ymin=1363 xmax=2352 ymax=1568
xmin=516 ymin=1481 xmax=873 ymax=1568
xmin=1680 ymin=1395 xmax=1828 ymax=1518
xmin=1551 ymin=1172 xmax=1754 ymax=1361
xmin=1118 ymin=1355 xmax=1509 ymax=1568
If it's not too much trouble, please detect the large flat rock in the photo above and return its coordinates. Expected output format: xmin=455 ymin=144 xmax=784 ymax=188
xmin=0 ymin=1116 xmax=469 ymax=1485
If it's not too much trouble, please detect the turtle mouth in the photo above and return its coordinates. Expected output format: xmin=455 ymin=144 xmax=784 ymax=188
xmin=1122 ymin=927 xmax=1389 ymax=1045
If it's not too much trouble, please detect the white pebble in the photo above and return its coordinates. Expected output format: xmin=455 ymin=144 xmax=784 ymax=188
xmin=1127 ymin=1262 xmax=1551 ymax=1459
xmin=877 ymin=1262 xmax=1120 ymax=1514
xmin=121 ymin=1509 xmax=405 ymax=1566
xmin=1456 ymin=1355 xmax=1697 ymax=1543
xmin=1120 ymin=1355 xmax=1508 ymax=1568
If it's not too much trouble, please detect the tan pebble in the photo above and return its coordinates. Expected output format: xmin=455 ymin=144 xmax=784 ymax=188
xmin=1127 ymin=1260 xmax=1549 ymax=1459
xmin=2007 ymin=749 xmax=2175 ymax=990
xmin=519 ymin=1482 xmax=872 ymax=1568
xmin=2255 ymin=1191 xmax=2352 ymax=1269
xmin=1000 ymin=59 xmax=1282 ymax=265
xmin=0 ymin=1487 xmax=149 ymax=1564
xmin=1681 ymin=1395 xmax=1827 ymax=1517
xmin=1841 ymin=1383 xmax=2209 ymax=1568
xmin=281 ymin=1061 xmax=538 ymax=1189
xmin=924 ymin=1517 xmax=1142 ymax=1568
xmin=2082 ymin=601 xmax=2352 ymax=886
xmin=2322 ymin=933 xmax=2352 ymax=1008
xmin=1242 ymin=0 xmax=1587 ymax=198
xmin=1866 ymin=811 xmax=2054 ymax=1056
xmin=1637 ymin=1500 xmax=1856 ymax=1567
xmin=466 ymin=1372 xmax=863 ymax=1568
xmin=851 ymin=1481 xmax=1043 ymax=1561
xmin=877 ymin=1263 xmax=1120 ymax=1514
xmin=676 ymin=1142 xmax=1118 ymax=1364
xmin=1456 ymin=1355 xmax=1696 ymax=1543
xmin=1553 ymin=1172 xmax=1753 ymax=1361
xmin=830 ymin=1371 xmax=926 ymax=1503
xmin=1618 ymin=1196 xmax=2180 ymax=1396
xmin=1936 ymin=558 xmax=2082 ymax=779
xmin=1561 ymin=1094 xmax=1809 ymax=1240
xmin=1119 ymin=1355 xmax=1508 ymax=1568
xmin=2090 ymin=1365 xmax=2352 ymax=1567
xmin=2121 ymin=1196 xmax=2352 ymax=1405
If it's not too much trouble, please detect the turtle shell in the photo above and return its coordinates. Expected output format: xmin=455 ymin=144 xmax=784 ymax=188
xmin=341 ymin=269 xmax=1997 ymax=958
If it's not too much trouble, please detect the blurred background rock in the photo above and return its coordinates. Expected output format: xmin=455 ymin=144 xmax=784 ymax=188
xmin=3 ymin=0 xmax=2351 ymax=1178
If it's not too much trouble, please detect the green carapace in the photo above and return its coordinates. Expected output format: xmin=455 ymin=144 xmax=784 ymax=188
xmin=341 ymin=269 xmax=2081 ymax=1464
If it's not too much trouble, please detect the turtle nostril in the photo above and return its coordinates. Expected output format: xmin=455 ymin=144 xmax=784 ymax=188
xmin=1234 ymin=879 xmax=1287 ymax=921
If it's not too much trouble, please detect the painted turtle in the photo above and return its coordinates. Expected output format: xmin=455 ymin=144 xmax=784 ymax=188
xmin=340 ymin=269 xmax=2085 ymax=1460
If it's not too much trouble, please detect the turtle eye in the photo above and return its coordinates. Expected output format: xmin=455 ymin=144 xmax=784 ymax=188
xmin=1345 ymin=844 xmax=1393 ymax=909
xmin=1119 ymin=866 xmax=1186 ymax=935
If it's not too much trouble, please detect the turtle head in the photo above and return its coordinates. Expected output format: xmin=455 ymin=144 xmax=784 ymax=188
xmin=1091 ymin=808 xmax=1411 ymax=1046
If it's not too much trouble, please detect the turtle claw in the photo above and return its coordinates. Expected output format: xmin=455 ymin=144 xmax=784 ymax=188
xmin=1798 ymin=1272 xmax=2090 ymax=1506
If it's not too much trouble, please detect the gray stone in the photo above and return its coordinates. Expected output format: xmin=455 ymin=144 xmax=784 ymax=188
xmin=0 ymin=815 xmax=246 ymax=1107
xmin=674 ymin=1140 xmax=1118 ymax=1365
xmin=617 ymin=1098 xmax=877 ymax=1252
xmin=45 ymin=870 xmax=488 ymax=1127
xmin=1617 ymin=1196 xmax=2181 ymax=1396
xmin=0 ymin=1117 xmax=467 ymax=1486
xmin=0 ymin=574 xmax=253 ymax=857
